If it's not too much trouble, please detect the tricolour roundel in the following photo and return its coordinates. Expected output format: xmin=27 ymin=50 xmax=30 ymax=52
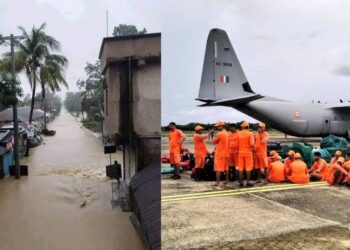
xmin=294 ymin=111 xmax=301 ymax=118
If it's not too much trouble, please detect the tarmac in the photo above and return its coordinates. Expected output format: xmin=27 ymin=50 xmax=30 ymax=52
xmin=161 ymin=135 xmax=350 ymax=249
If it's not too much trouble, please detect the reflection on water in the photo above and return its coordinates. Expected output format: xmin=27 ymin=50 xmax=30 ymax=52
xmin=0 ymin=111 xmax=143 ymax=250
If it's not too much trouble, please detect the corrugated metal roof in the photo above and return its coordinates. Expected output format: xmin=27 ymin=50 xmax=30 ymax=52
xmin=130 ymin=164 xmax=160 ymax=250
xmin=0 ymin=107 xmax=44 ymax=122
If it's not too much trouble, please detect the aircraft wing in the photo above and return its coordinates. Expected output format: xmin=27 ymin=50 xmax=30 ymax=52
xmin=326 ymin=104 xmax=350 ymax=111
xmin=196 ymin=94 xmax=263 ymax=107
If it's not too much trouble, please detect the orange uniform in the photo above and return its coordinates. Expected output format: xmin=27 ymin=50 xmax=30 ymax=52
xmin=168 ymin=129 xmax=186 ymax=165
xmin=327 ymin=164 xmax=349 ymax=185
xmin=287 ymin=159 xmax=309 ymax=184
xmin=193 ymin=133 xmax=209 ymax=169
xmin=237 ymin=129 xmax=254 ymax=172
xmin=310 ymin=158 xmax=329 ymax=181
xmin=254 ymin=131 xmax=269 ymax=168
xmin=284 ymin=157 xmax=294 ymax=176
xmin=212 ymin=129 xmax=229 ymax=172
xmin=343 ymin=161 xmax=350 ymax=171
xmin=228 ymin=131 xmax=239 ymax=167
xmin=268 ymin=161 xmax=286 ymax=183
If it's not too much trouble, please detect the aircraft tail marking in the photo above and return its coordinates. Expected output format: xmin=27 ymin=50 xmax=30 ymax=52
xmin=198 ymin=28 xmax=255 ymax=102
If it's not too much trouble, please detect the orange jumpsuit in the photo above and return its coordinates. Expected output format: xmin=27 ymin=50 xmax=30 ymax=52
xmin=310 ymin=158 xmax=329 ymax=181
xmin=228 ymin=131 xmax=239 ymax=167
xmin=193 ymin=133 xmax=209 ymax=169
xmin=168 ymin=129 xmax=186 ymax=165
xmin=327 ymin=164 xmax=348 ymax=185
xmin=267 ymin=161 xmax=286 ymax=183
xmin=212 ymin=129 xmax=229 ymax=172
xmin=343 ymin=161 xmax=350 ymax=171
xmin=284 ymin=157 xmax=294 ymax=176
xmin=287 ymin=160 xmax=309 ymax=184
xmin=237 ymin=129 xmax=254 ymax=172
xmin=254 ymin=131 xmax=269 ymax=168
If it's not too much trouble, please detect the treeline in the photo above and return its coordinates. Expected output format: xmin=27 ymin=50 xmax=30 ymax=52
xmin=64 ymin=61 xmax=103 ymax=132
xmin=162 ymin=122 xmax=271 ymax=132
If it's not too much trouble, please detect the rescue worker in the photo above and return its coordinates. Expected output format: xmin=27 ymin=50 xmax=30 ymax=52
xmin=212 ymin=121 xmax=229 ymax=187
xmin=327 ymin=157 xmax=350 ymax=185
xmin=266 ymin=154 xmax=285 ymax=183
xmin=237 ymin=121 xmax=255 ymax=187
xmin=330 ymin=150 xmax=342 ymax=165
xmin=228 ymin=123 xmax=239 ymax=181
xmin=342 ymin=153 xmax=350 ymax=171
xmin=284 ymin=150 xmax=295 ymax=176
xmin=309 ymin=151 xmax=329 ymax=181
xmin=268 ymin=151 xmax=277 ymax=167
xmin=168 ymin=122 xmax=186 ymax=179
xmin=193 ymin=125 xmax=212 ymax=181
xmin=287 ymin=153 xmax=309 ymax=184
xmin=254 ymin=122 xmax=269 ymax=182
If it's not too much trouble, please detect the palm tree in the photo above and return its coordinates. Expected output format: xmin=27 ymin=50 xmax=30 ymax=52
xmin=39 ymin=54 xmax=68 ymax=129
xmin=15 ymin=23 xmax=64 ymax=123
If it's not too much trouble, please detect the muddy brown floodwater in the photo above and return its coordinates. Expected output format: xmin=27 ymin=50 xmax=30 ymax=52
xmin=0 ymin=111 xmax=143 ymax=250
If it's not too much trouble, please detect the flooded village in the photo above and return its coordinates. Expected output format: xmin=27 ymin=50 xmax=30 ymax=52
xmin=0 ymin=15 xmax=160 ymax=250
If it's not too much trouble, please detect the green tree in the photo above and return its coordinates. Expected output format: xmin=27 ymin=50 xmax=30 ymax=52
xmin=76 ymin=61 xmax=103 ymax=129
xmin=39 ymin=54 xmax=68 ymax=129
xmin=0 ymin=72 xmax=22 ymax=106
xmin=64 ymin=92 xmax=81 ymax=116
xmin=112 ymin=24 xmax=147 ymax=36
xmin=13 ymin=23 xmax=67 ymax=123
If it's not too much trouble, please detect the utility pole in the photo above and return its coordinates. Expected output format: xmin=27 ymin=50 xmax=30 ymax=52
xmin=1 ymin=34 xmax=24 ymax=179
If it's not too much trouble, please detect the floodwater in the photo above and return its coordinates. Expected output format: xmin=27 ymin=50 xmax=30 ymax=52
xmin=0 ymin=111 xmax=143 ymax=250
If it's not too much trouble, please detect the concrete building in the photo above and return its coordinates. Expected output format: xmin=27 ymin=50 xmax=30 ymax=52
xmin=99 ymin=33 xmax=160 ymax=249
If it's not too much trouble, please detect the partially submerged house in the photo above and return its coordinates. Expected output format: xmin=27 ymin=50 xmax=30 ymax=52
xmin=0 ymin=130 xmax=14 ymax=177
xmin=0 ymin=107 xmax=46 ymax=128
xmin=0 ymin=125 xmax=28 ymax=158
xmin=99 ymin=33 xmax=160 ymax=249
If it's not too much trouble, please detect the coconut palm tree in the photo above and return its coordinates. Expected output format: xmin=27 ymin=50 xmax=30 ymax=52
xmin=15 ymin=23 xmax=64 ymax=123
xmin=39 ymin=54 xmax=68 ymax=129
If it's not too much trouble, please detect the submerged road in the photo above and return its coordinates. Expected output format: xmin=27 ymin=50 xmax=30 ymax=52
xmin=0 ymin=111 xmax=143 ymax=250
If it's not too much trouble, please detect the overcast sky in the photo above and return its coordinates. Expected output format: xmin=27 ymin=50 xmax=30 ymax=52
xmin=162 ymin=0 xmax=350 ymax=125
xmin=0 ymin=0 xmax=160 ymax=99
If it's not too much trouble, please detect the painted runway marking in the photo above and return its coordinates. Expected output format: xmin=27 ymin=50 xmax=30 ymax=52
xmin=162 ymin=182 xmax=329 ymax=202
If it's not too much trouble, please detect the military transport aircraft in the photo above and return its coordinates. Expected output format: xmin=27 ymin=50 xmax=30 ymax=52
xmin=197 ymin=28 xmax=350 ymax=138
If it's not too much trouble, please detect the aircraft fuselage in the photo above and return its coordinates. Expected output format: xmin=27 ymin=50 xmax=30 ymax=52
xmin=227 ymin=96 xmax=350 ymax=138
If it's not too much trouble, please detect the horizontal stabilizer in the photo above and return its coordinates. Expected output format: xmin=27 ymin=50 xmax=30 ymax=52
xmin=197 ymin=94 xmax=262 ymax=107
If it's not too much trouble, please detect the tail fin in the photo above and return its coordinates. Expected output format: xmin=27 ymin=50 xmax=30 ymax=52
xmin=197 ymin=28 xmax=255 ymax=102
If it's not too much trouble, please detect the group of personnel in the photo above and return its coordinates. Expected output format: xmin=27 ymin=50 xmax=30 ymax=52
xmin=168 ymin=121 xmax=350 ymax=188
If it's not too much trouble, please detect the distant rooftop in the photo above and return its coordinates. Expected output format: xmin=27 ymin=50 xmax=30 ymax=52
xmin=98 ymin=32 xmax=161 ymax=59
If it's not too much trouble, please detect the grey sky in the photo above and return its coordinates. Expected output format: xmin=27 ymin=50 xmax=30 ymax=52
xmin=162 ymin=0 xmax=350 ymax=125
xmin=0 ymin=0 xmax=160 ymax=99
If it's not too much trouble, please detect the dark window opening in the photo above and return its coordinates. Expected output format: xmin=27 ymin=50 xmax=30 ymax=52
xmin=325 ymin=119 xmax=329 ymax=124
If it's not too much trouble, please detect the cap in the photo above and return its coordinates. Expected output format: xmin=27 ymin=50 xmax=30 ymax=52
xmin=258 ymin=122 xmax=266 ymax=129
xmin=294 ymin=153 xmax=301 ymax=159
xmin=338 ymin=157 xmax=345 ymax=164
xmin=269 ymin=150 xmax=277 ymax=156
xmin=240 ymin=121 xmax=249 ymax=128
xmin=335 ymin=150 xmax=342 ymax=156
xmin=288 ymin=150 xmax=295 ymax=156
xmin=214 ymin=121 xmax=225 ymax=127
xmin=272 ymin=154 xmax=281 ymax=160
xmin=194 ymin=125 xmax=204 ymax=131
